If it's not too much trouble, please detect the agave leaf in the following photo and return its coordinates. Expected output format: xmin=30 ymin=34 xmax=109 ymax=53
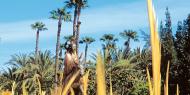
xmin=70 ymin=87 xmax=75 ymax=95
xmin=176 ymin=84 xmax=179 ymax=95
xmin=42 ymin=91 xmax=46 ymax=95
xmin=96 ymin=51 xmax=106 ymax=95
xmin=62 ymin=71 xmax=80 ymax=95
xmin=164 ymin=62 xmax=170 ymax=95
xmin=83 ymin=70 xmax=90 ymax=95
xmin=146 ymin=67 xmax=153 ymax=95
xmin=147 ymin=0 xmax=161 ymax=95
xmin=109 ymin=73 xmax=113 ymax=95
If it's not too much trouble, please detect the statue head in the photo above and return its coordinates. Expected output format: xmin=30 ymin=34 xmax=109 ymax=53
xmin=65 ymin=36 xmax=76 ymax=53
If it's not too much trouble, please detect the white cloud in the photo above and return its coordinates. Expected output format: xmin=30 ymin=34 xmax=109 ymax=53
xmin=0 ymin=19 xmax=72 ymax=43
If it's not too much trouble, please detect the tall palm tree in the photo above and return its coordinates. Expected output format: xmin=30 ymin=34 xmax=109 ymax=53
xmin=100 ymin=34 xmax=118 ymax=51
xmin=50 ymin=7 xmax=71 ymax=92
xmin=65 ymin=0 xmax=77 ymax=36
xmin=75 ymin=0 xmax=88 ymax=56
xmin=79 ymin=36 xmax=95 ymax=63
xmin=31 ymin=22 xmax=47 ymax=55
xmin=100 ymin=34 xmax=118 ymax=64
xmin=120 ymin=30 xmax=139 ymax=59
xmin=65 ymin=0 xmax=88 ymax=55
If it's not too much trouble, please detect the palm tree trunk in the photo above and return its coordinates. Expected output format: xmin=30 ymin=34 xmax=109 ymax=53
xmin=84 ymin=43 xmax=88 ymax=63
xmin=35 ymin=30 xmax=40 ymax=55
xmin=54 ymin=15 xmax=62 ymax=94
xmin=123 ymin=38 xmax=130 ymax=59
xmin=76 ymin=7 xmax=81 ymax=56
xmin=73 ymin=6 xmax=78 ymax=36
xmin=75 ymin=7 xmax=84 ymax=93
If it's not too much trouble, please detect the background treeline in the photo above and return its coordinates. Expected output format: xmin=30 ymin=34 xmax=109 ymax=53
xmin=160 ymin=8 xmax=190 ymax=95
xmin=143 ymin=7 xmax=190 ymax=95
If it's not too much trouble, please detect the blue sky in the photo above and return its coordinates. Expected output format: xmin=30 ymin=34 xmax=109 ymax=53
xmin=0 ymin=0 xmax=190 ymax=69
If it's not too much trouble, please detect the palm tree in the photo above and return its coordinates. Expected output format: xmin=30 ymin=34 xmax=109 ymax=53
xmin=79 ymin=36 xmax=95 ymax=63
xmin=140 ymin=30 xmax=150 ymax=49
xmin=31 ymin=22 xmax=47 ymax=55
xmin=100 ymin=34 xmax=118 ymax=64
xmin=65 ymin=0 xmax=77 ymax=36
xmin=50 ymin=7 xmax=71 ymax=92
xmin=7 ymin=53 xmax=30 ymax=83
xmin=6 ymin=51 xmax=54 ymax=94
xmin=100 ymin=34 xmax=118 ymax=51
xmin=120 ymin=30 xmax=139 ymax=59
xmin=75 ymin=0 xmax=88 ymax=56
xmin=28 ymin=51 xmax=54 ymax=94
xmin=65 ymin=0 xmax=88 ymax=55
xmin=0 ymin=67 xmax=18 ymax=92
xmin=8 ymin=54 xmax=29 ymax=68
xmin=63 ymin=35 xmax=75 ymax=42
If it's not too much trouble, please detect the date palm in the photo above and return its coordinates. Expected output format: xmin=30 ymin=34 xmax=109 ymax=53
xmin=140 ymin=30 xmax=150 ymax=49
xmin=0 ymin=67 xmax=18 ymax=92
xmin=100 ymin=34 xmax=118 ymax=51
xmin=50 ymin=7 xmax=71 ymax=92
xmin=120 ymin=30 xmax=139 ymax=59
xmin=100 ymin=34 xmax=118 ymax=64
xmin=6 ymin=51 xmax=54 ymax=94
xmin=65 ymin=0 xmax=88 ymax=55
xmin=28 ymin=51 xmax=54 ymax=94
xmin=31 ymin=22 xmax=47 ymax=55
xmin=63 ymin=35 xmax=75 ymax=42
xmin=79 ymin=36 xmax=95 ymax=63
